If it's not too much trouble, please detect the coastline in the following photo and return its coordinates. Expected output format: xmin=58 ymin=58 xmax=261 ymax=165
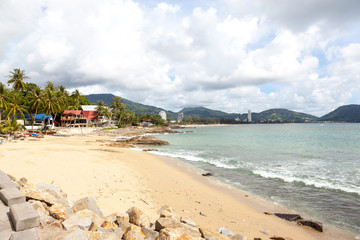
xmin=0 ymin=129 xmax=356 ymax=240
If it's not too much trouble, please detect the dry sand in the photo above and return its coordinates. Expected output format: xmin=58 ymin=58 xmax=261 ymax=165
xmin=0 ymin=132 xmax=356 ymax=240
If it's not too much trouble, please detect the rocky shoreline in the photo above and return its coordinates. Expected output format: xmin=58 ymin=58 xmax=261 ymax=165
xmin=1 ymin=172 xmax=252 ymax=240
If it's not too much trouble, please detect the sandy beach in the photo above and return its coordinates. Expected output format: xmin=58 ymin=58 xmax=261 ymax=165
xmin=0 ymin=129 xmax=356 ymax=240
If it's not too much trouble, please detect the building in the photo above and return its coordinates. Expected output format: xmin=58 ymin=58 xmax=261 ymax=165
xmin=177 ymin=112 xmax=184 ymax=122
xmin=60 ymin=105 xmax=102 ymax=127
xmin=248 ymin=110 xmax=252 ymax=122
xmin=24 ymin=114 xmax=54 ymax=130
xmin=159 ymin=111 xmax=167 ymax=121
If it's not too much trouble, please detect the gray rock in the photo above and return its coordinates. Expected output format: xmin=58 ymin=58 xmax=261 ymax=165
xmin=62 ymin=210 xmax=94 ymax=231
xmin=180 ymin=217 xmax=196 ymax=227
xmin=72 ymin=197 xmax=103 ymax=216
xmin=10 ymin=228 xmax=40 ymax=240
xmin=115 ymin=212 xmax=130 ymax=229
xmin=10 ymin=202 xmax=40 ymax=231
xmin=274 ymin=213 xmax=302 ymax=222
xmin=217 ymin=227 xmax=234 ymax=237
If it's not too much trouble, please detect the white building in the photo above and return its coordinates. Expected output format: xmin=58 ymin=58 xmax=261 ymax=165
xmin=159 ymin=111 xmax=167 ymax=121
xmin=248 ymin=110 xmax=252 ymax=122
xmin=177 ymin=112 xmax=184 ymax=122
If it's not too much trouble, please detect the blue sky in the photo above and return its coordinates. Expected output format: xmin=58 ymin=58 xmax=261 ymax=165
xmin=0 ymin=0 xmax=360 ymax=116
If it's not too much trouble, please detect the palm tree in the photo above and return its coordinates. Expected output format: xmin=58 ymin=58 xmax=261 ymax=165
xmin=29 ymin=87 xmax=43 ymax=129
xmin=70 ymin=89 xmax=81 ymax=126
xmin=96 ymin=100 xmax=106 ymax=116
xmin=45 ymin=81 xmax=55 ymax=92
xmin=0 ymin=83 xmax=9 ymax=122
xmin=6 ymin=93 xmax=27 ymax=120
xmin=1 ymin=119 xmax=24 ymax=136
xmin=110 ymin=96 xmax=126 ymax=124
xmin=7 ymin=68 xmax=29 ymax=92
xmin=42 ymin=89 xmax=60 ymax=133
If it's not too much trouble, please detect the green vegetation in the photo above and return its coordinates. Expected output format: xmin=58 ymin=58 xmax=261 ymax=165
xmin=0 ymin=68 xmax=90 ymax=134
xmin=319 ymin=104 xmax=360 ymax=122
xmin=251 ymin=109 xmax=318 ymax=123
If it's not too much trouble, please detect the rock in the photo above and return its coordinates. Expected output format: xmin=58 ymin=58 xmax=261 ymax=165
xmin=269 ymin=237 xmax=285 ymax=240
xmin=297 ymin=220 xmax=323 ymax=232
xmin=61 ymin=229 xmax=89 ymax=240
xmin=274 ymin=213 xmax=302 ymax=222
xmin=160 ymin=210 xmax=177 ymax=219
xmin=37 ymin=211 xmax=58 ymax=227
xmin=30 ymin=200 xmax=49 ymax=216
xmin=62 ymin=209 xmax=94 ymax=231
xmin=22 ymin=184 xmax=72 ymax=207
xmin=127 ymin=207 xmax=150 ymax=228
xmin=217 ymin=227 xmax=234 ymax=237
xmin=17 ymin=177 xmax=29 ymax=187
xmin=180 ymin=217 xmax=196 ymax=227
xmin=49 ymin=203 xmax=68 ymax=220
xmin=123 ymin=225 xmax=146 ymax=240
xmin=141 ymin=227 xmax=159 ymax=239
xmin=157 ymin=228 xmax=194 ymax=240
xmin=101 ymin=219 xmax=118 ymax=230
xmin=128 ymin=136 xmax=169 ymax=146
xmin=231 ymin=234 xmax=247 ymax=240
xmin=199 ymin=228 xmax=231 ymax=240
xmin=99 ymin=232 xmax=122 ymax=240
xmin=72 ymin=196 xmax=103 ymax=216
xmin=155 ymin=218 xmax=201 ymax=238
xmin=158 ymin=206 xmax=174 ymax=214
xmin=202 ymin=173 xmax=213 ymax=177
xmin=113 ymin=212 xmax=130 ymax=229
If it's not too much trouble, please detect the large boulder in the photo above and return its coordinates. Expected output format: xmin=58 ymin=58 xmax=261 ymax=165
xmin=157 ymin=228 xmax=194 ymax=240
xmin=155 ymin=218 xmax=201 ymax=238
xmin=123 ymin=225 xmax=146 ymax=240
xmin=22 ymin=184 xmax=72 ymax=207
xmin=199 ymin=228 xmax=232 ymax=240
xmin=62 ymin=210 xmax=94 ymax=231
xmin=72 ymin=197 xmax=103 ymax=216
xmin=297 ymin=220 xmax=323 ymax=232
xmin=126 ymin=207 xmax=150 ymax=228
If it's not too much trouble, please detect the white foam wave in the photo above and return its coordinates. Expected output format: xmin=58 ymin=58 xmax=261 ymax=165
xmin=253 ymin=170 xmax=360 ymax=195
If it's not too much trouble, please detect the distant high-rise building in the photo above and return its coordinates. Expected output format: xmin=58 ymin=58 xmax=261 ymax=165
xmin=248 ymin=110 xmax=252 ymax=122
xmin=177 ymin=112 xmax=184 ymax=122
xmin=159 ymin=111 xmax=167 ymax=121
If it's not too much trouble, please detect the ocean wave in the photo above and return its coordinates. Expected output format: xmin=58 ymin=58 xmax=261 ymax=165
xmin=150 ymin=150 xmax=237 ymax=169
xmin=253 ymin=170 xmax=360 ymax=196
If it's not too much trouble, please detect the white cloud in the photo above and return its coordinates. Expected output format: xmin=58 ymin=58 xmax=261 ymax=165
xmin=0 ymin=0 xmax=360 ymax=116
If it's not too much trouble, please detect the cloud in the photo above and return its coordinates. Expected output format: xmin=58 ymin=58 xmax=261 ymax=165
xmin=0 ymin=0 xmax=359 ymax=116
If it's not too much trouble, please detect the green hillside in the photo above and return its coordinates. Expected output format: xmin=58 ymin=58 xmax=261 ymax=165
xmin=85 ymin=94 xmax=178 ymax=120
xmin=252 ymin=108 xmax=318 ymax=123
xmin=319 ymin=104 xmax=360 ymax=122
xmin=179 ymin=107 xmax=239 ymax=119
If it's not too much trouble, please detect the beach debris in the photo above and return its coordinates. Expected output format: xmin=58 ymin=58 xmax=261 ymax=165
xmin=202 ymin=173 xmax=213 ymax=177
xmin=217 ymin=227 xmax=234 ymax=237
xmin=297 ymin=220 xmax=323 ymax=232
xmin=73 ymin=196 xmax=104 ymax=216
xmin=199 ymin=211 xmax=207 ymax=216
xmin=127 ymin=207 xmax=151 ymax=228
xmin=259 ymin=230 xmax=268 ymax=235
xmin=274 ymin=213 xmax=302 ymax=221
xmin=263 ymin=212 xmax=273 ymax=215
xmin=253 ymin=238 xmax=262 ymax=240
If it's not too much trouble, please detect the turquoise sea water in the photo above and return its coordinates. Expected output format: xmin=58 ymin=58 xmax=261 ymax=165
xmin=151 ymin=124 xmax=360 ymax=234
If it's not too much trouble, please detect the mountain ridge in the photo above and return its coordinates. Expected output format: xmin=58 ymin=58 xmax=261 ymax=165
xmin=84 ymin=94 xmax=360 ymax=122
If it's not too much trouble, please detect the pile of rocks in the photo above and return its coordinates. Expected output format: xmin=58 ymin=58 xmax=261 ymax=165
xmin=1 ymin=171 xmax=247 ymax=240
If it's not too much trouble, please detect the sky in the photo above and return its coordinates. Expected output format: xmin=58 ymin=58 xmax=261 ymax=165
xmin=1 ymin=0 xmax=360 ymax=117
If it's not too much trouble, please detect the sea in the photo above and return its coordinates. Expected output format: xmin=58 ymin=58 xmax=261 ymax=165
xmin=149 ymin=123 xmax=360 ymax=235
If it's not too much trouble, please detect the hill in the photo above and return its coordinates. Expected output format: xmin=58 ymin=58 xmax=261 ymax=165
xmin=179 ymin=107 xmax=239 ymax=119
xmin=85 ymin=94 xmax=178 ymax=120
xmin=251 ymin=108 xmax=318 ymax=123
xmin=319 ymin=104 xmax=360 ymax=122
